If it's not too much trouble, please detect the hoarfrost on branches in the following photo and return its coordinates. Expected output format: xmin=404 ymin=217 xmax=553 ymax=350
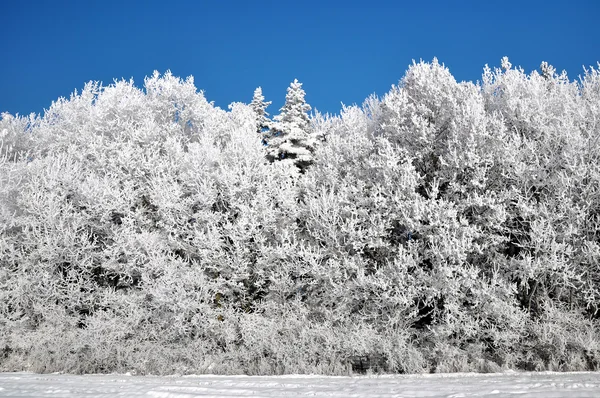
xmin=1 ymin=59 xmax=600 ymax=376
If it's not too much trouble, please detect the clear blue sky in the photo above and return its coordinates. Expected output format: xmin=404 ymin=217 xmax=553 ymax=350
xmin=1 ymin=0 xmax=598 ymax=117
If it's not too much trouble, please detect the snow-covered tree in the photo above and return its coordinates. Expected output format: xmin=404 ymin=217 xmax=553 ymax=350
xmin=266 ymin=79 xmax=314 ymax=170
xmin=249 ymin=87 xmax=272 ymax=136
xmin=2 ymin=61 xmax=600 ymax=376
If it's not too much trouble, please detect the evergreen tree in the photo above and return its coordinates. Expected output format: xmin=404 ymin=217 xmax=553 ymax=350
xmin=266 ymin=79 xmax=314 ymax=170
xmin=249 ymin=86 xmax=272 ymax=136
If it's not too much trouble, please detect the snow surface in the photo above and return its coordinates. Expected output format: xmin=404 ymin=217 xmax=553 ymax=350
xmin=0 ymin=371 xmax=599 ymax=397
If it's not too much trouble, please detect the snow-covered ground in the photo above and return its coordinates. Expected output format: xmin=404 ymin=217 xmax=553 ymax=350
xmin=0 ymin=371 xmax=599 ymax=397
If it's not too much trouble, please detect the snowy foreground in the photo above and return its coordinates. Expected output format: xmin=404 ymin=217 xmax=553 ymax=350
xmin=1 ymin=371 xmax=599 ymax=397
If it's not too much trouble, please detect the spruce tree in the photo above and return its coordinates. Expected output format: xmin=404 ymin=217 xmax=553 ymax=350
xmin=250 ymin=86 xmax=272 ymax=136
xmin=266 ymin=79 xmax=314 ymax=170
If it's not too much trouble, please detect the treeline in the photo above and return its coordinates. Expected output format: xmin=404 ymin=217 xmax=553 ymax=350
xmin=1 ymin=58 xmax=600 ymax=375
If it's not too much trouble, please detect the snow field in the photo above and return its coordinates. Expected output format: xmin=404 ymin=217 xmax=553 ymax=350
xmin=0 ymin=371 xmax=599 ymax=397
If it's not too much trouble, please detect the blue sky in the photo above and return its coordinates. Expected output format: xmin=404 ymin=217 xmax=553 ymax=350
xmin=1 ymin=0 xmax=598 ymax=117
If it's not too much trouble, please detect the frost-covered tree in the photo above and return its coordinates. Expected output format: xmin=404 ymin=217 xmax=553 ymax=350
xmin=2 ymin=61 xmax=600 ymax=376
xmin=249 ymin=87 xmax=272 ymax=136
xmin=266 ymin=79 xmax=314 ymax=170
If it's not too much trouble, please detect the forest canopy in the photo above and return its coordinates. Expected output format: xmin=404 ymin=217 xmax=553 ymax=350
xmin=1 ymin=58 xmax=600 ymax=375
